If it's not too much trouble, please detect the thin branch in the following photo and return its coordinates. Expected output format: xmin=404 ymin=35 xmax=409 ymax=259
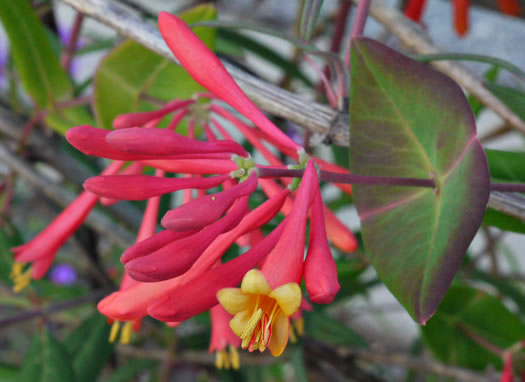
xmin=57 ymin=0 xmax=348 ymax=146
xmin=257 ymin=166 xmax=437 ymax=188
xmin=61 ymin=12 xmax=85 ymax=71
xmin=0 ymin=140 xmax=135 ymax=249
xmin=0 ymin=290 xmax=108 ymax=328
xmin=353 ymin=0 xmax=525 ymax=135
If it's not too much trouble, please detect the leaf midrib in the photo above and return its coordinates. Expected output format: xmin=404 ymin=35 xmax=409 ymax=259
xmin=356 ymin=42 xmax=444 ymax=321
xmin=7 ymin=1 xmax=65 ymax=107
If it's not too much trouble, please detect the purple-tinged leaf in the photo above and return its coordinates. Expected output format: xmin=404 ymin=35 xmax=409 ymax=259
xmin=349 ymin=37 xmax=490 ymax=324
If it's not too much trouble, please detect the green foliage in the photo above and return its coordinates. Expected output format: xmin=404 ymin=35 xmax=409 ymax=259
xmin=0 ymin=0 xmax=71 ymax=108
xmin=64 ymin=314 xmax=114 ymax=382
xmin=306 ymin=310 xmax=367 ymax=347
xmin=299 ymin=0 xmax=325 ymax=41
xmin=0 ymin=0 xmax=92 ymax=134
xmin=422 ymin=285 xmax=525 ymax=370
xmin=19 ymin=329 xmax=77 ymax=382
xmin=94 ymin=4 xmax=217 ymax=131
xmin=349 ymin=37 xmax=490 ymax=323
xmin=484 ymin=149 xmax=525 ymax=233
xmin=102 ymin=359 xmax=157 ymax=382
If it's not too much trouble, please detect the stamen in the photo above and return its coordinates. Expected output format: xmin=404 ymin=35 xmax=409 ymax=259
xmin=109 ymin=321 xmax=121 ymax=343
xmin=289 ymin=323 xmax=297 ymax=344
xmin=241 ymin=308 xmax=263 ymax=348
xmin=11 ymin=264 xmax=32 ymax=293
xmin=294 ymin=317 xmax=305 ymax=336
xmin=229 ymin=345 xmax=240 ymax=370
xmin=215 ymin=350 xmax=225 ymax=369
xmin=120 ymin=321 xmax=133 ymax=344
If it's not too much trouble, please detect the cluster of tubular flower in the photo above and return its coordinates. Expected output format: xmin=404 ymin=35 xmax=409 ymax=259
xmin=403 ymin=0 xmax=520 ymax=36
xmin=10 ymin=11 xmax=358 ymax=365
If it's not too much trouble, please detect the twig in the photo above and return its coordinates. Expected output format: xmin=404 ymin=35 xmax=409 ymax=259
xmin=0 ymin=290 xmax=109 ymax=328
xmin=61 ymin=12 xmax=85 ymax=71
xmin=0 ymin=141 xmax=135 ymax=249
xmin=0 ymin=103 xmax=144 ymax=231
xmin=353 ymin=0 xmax=525 ymax=135
xmin=57 ymin=0 xmax=349 ymax=146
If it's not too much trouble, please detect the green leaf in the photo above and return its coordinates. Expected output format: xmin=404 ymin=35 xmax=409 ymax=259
xmin=64 ymin=313 xmax=114 ymax=382
xmin=94 ymin=4 xmax=217 ymax=131
xmin=486 ymin=149 xmax=525 ymax=183
xmin=0 ymin=363 xmax=19 ymax=382
xmin=414 ymin=53 xmax=525 ymax=83
xmin=19 ymin=329 xmax=76 ymax=382
xmin=299 ymin=0 xmax=325 ymax=41
xmin=483 ymin=149 xmax=525 ymax=233
xmin=305 ymin=310 xmax=367 ymax=347
xmin=102 ymin=359 xmax=157 ymax=382
xmin=422 ymin=284 xmax=525 ymax=370
xmin=485 ymin=83 xmax=525 ymax=120
xmin=0 ymin=0 xmax=72 ymax=108
xmin=349 ymin=37 xmax=490 ymax=323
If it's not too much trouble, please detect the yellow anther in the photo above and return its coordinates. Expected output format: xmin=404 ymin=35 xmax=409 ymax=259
xmin=289 ymin=323 xmax=297 ymax=344
xmin=10 ymin=262 xmax=24 ymax=278
xmin=11 ymin=264 xmax=32 ymax=293
xmin=241 ymin=308 xmax=263 ymax=348
xmin=229 ymin=345 xmax=240 ymax=370
xmin=120 ymin=321 xmax=133 ymax=344
xmin=109 ymin=321 xmax=121 ymax=343
xmin=215 ymin=350 xmax=225 ymax=369
xmin=294 ymin=317 xmax=304 ymax=336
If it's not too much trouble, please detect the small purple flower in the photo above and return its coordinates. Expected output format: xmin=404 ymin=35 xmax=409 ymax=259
xmin=49 ymin=264 xmax=77 ymax=285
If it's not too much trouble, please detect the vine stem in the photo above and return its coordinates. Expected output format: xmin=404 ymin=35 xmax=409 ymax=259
xmin=345 ymin=0 xmax=372 ymax=68
xmin=61 ymin=12 xmax=84 ymax=71
xmin=257 ymin=167 xmax=525 ymax=193
xmin=257 ymin=166 xmax=436 ymax=188
xmin=490 ymin=183 xmax=525 ymax=193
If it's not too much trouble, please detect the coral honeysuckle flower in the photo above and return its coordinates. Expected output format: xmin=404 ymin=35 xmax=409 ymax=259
xmin=216 ymin=161 xmax=319 ymax=356
xmin=404 ymin=0 xmax=521 ymax=36
xmin=157 ymin=12 xmax=300 ymax=152
xmin=209 ymin=305 xmax=241 ymax=370
xmin=217 ymin=269 xmax=301 ymax=356
xmin=304 ymin=190 xmax=340 ymax=304
xmin=98 ymin=190 xmax=289 ymax=324
xmin=10 ymin=160 xmax=124 ymax=292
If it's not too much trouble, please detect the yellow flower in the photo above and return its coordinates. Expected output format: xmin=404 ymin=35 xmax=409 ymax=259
xmin=217 ymin=269 xmax=302 ymax=357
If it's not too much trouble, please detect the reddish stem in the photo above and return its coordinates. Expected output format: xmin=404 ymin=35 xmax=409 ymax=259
xmin=490 ymin=183 xmax=525 ymax=193
xmin=257 ymin=166 xmax=436 ymax=188
xmin=345 ymin=0 xmax=372 ymax=68
xmin=61 ymin=13 xmax=84 ymax=71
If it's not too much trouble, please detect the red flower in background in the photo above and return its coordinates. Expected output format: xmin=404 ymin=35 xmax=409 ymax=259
xmin=404 ymin=0 xmax=521 ymax=36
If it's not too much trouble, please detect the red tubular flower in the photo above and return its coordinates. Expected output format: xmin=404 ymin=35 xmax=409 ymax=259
xmin=100 ymin=162 xmax=145 ymax=206
xmin=105 ymin=184 xmax=162 ymax=343
xmin=113 ymin=99 xmax=194 ymax=129
xmin=99 ymin=190 xmax=289 ymax=323
xmin=157 ymin=12 xmax=299 ymax=152
xmin=501 ymin=353 xmax=514 ymax=382
xmin=140 ymin=158 xmax=236 ymax=174
xmin=304 ymin=191 xmax=340 ymax=304
xmin=125 ymin=195 xmax=250 ymax=282
xmin=454 ymin=0 xmax=470 ymax=36
xmin=161 ymin=172 xmax=257 ymax=231
xmin=146 ymin=219 xmax=287 ymax=322
xmin=84 ymin=173 xmax=230 ymax=201
xmin=215 ymin=161 xmax=318 ymax=356
xmin=66 ymin=125 xmax=152 ymax=161
xmin=106 ymin=127 xmax=248 ymax=157
xmin=404 ymin=0 xmax=427 ymax=21
xmin=10 ymin=161 xmax=124 ymax=291
xmin=498 ymin=0 xmax=521 ymax=15
xmin=209 ymin=305 xmax=241 ymax=370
